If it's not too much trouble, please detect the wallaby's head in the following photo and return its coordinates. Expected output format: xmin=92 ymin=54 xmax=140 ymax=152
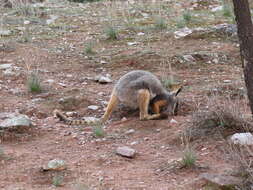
xmin=150 ymin=86 xmax=182 ymax=118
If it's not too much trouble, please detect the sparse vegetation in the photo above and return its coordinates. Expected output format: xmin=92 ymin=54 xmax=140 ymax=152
xmin=222 ymin=2 xmax=233 ymax=18
xmin=105 ymin=26 xmax=118 ymax=40
xmin=10 ymin=1 xmax=41 ymax=17
xmin=154 ymin=16 xmax=167 ymax=30
xmin=84 ymin=42 xmax=95 ymax=55
xmin=181 ymin=147 xmax=196 ymax=168
xmin=182 ymin=11 xmax=192 ymax=23
xmin=52 ymin=175 xmax=63 ymax=187
xmin=184 ymin=97 xmax=252 ymax=141
xmin=228 ymin=144 xmax=253 ymax=189
xmin=27 ymin=72 xmax=42 ymax=93
xmin=93 ymin=123 xmax=105 ymax=138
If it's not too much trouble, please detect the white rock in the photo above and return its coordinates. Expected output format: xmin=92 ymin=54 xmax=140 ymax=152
xmin=24 ymin=20 xmax=30 ymax=25
xmin=130 ymin=141 xmax=138 ymax=145
xmin=46 ymin=15 xmax=58 ymax=25
xmin=223 ymin=80 xmax=231 ymax=83
xmin=137 ymin=32 xmax=145 ymax=36
xmin=174 ymin=27 xmax=193 ymax=39
xmin=58 ymin=82 xmax=67 ymax=87
xmin=211 ymin=6 xmax=223 ymax=12
xmin=0 ymin=30 xmax=11 ymax=36
xmin=0 ymin=114 xmax=31 ymax=129
xmin=88 ymin=105 xmax=99 ymax=110
xmin=125 ymin=129 xmax=135 ymax=135
xmin=127 ymin=42 xmax=138 ymax=46
xmin=43 ymin=159 xmax=66 ymax=171
xmin=98 ymin=76 xmax=112 ymax=83
xmin=230 ymin=133 xmax=253 ymax=145
xmin=116 ymin=146 xmax=136 ymax=158
xmin=0 ymin=64 xmax=12 ymax=70
xmin=170 ymin=119 xmax=178 ymax=124
xmin=46 ymin=79 xmax=54 ymax=84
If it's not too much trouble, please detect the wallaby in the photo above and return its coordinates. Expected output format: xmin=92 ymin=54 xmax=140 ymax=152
xmin=54 ymin=70 xmax=182 ymax=125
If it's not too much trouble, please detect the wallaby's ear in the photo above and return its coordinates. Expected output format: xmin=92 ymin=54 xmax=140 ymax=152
xmin=170 ymin=85 xmax=182 ymax=96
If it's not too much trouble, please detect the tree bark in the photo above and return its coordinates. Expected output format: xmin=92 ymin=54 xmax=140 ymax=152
xmin=232 ymin=0 xmax=253 ymax=116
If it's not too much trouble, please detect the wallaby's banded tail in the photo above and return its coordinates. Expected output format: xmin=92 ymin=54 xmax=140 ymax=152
xmin=53 ymin=109 xmax=88 ymax=125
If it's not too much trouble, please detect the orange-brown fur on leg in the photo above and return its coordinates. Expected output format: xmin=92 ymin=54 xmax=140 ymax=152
xmin=138 ymin=89 xmax=161 ymax=120
xmin=101 ymin=89 xmax=119 ymax=123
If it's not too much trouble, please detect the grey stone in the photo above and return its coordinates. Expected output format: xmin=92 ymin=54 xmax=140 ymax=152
xmin=0 ymin=64 xmax=12 ymax=70
xmin=0 ymin=114 xmax=31 ymax=129
xmin=43 ymin=159 xmax=67 ymax=171
xmin=88 ymin=105 xmax=99 ymax=110
xmin=0 ymin=29 xmax=11 ymax=36
xmin=200 ymin=173 xmax=242 ymax=189
xmin=94 ymin=75 xmax=113 ymax=84
xmin=116 ymin=146 xmax=136 ymax=158
xmin=230 ymin=132 xmax=253 ymax=145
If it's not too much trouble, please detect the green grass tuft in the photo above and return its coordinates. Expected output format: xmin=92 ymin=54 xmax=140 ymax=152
xmin=181 ymin=147 xmax=196 ymax=168
xmin=182 ymin=11 xmax=192 ymax=23
xmin=52 ymin=175 xmax=63 ymax=187
xmin=154 ymin=17 xmax=167 ymax=30
xmin=27 ymin=73 xmax=42 ymax=93
xmin=93 ymin=123 xmax=105 ymax=138
xmin=105 ymin=26 xmax=118 ymax=40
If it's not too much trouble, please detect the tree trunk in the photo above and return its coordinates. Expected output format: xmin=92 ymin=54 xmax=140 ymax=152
xmin=232 ymin=0 xmax=253 ymax=116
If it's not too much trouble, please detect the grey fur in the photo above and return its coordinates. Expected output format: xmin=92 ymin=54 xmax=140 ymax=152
xmin=114 ymin=70 xmax=175 ymax=111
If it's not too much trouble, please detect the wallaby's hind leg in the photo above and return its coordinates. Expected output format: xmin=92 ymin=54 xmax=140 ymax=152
xmin=138 ymin=89 xmax=161 ymax=120
xmin=101 ymin=90 xmax=119 ymax=123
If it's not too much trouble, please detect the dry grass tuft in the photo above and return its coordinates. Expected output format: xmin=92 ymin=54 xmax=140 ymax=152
xmin=184 ymin=96 xmax=253 ymax=141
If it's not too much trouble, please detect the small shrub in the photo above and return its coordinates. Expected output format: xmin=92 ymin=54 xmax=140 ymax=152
xmin=52 ymin=175 xmax=63 ymax=187
xmin=105 ymin=26 xmax=118 ymax=40
xmin=154 ymin=17 xmax=167 ymax=30
xmin=27 ymin=73 xmax=42 ymax=93
xmin=11 ymin=2 xmax=40 ymax=17
xmin=182 ymin=11 xmax=192 ymax=23
xmin=84 ymin=43 xmax=95 ymax=55
xmin=175 ymin=18 xmax=186 ymax=29
xmin=222 ymin=3 xmax=233 ymax=17
xmin=93 ymin=123 xmax=105 ymax=138
xmin=184 ymin=97 xmax=252 ymax=141
xmin=181 ymin=147 xmax=196 ymax=168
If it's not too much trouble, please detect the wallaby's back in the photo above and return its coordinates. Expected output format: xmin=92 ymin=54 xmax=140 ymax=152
xmin=114 ymin=70 xmax=166 ymax=109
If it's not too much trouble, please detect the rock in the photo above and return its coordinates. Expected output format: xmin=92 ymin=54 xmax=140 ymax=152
xmin=125 ymin=129 xmax=135 ymax=135
xmin=213 ymin=24 xmax=237 ymax=37
xmin=88 ymin=105 xmax=99 ymax=110
xmin=127 ymin=42 xmax=138 ymax=46
xmin=42 ymin=159 xmax=66 ymax=171
xmin=3 ymin=69 xmax=15 ymax=76
xmin=200 ymin=173 xmax=242 ymax=189
xmin=0 ymin=114 xmax=31 ymax=129
xmin=94 ymin=75 xmax=113 ymax=84
xmin=230 ymin=132 xmax=253 ymax=145
xmin=116 ymin=146 xmax=136 ymax=158
xmin=174 ymin=27 xmax=193 ymax=39
xmin=0 ymin=29 xmax=11 ymax=36
xmin=98 ymin=76 xmax=112 ymax=84
xmin=170 ymin=119 xmax=178 ymax=124
xmin=46 ymin=15 xmax=58 ymax=25
xmin=24 ymin=20 xmax=30 ymax=25
xmin=0 ymin=64 xmax=12 ymax=70
xmin=211 ymin=6 xmax=223 ymax=12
